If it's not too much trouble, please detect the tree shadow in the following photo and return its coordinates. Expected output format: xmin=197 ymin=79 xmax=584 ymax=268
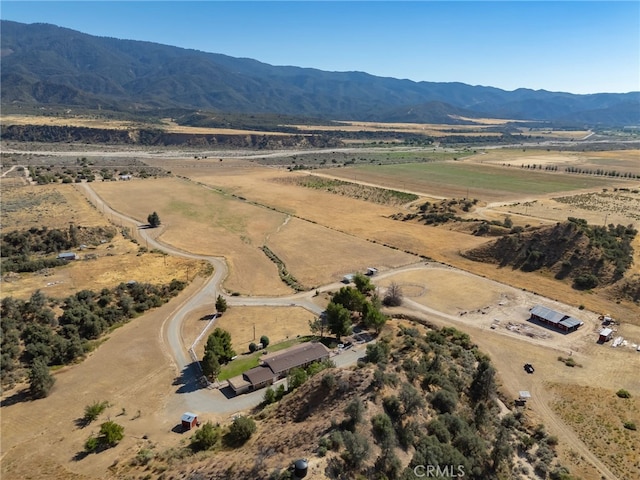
xmin=0 ymin=387 xmax=32 ymax=407
xmin=74 ymin=416 xmax=91 ymax=429
xmin=72 ymin=450 xmax=90 ymax=462
xmin=199 ymin=314 xmax=216 ymax=321
xmin=174 ymin=362 xmax=205 ymax=394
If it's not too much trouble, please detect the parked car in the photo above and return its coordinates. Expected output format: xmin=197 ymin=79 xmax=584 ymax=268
xmin=524 ymin=363 xmax=535 ymax=374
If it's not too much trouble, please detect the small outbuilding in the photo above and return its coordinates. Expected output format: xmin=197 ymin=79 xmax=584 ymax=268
xmin=342 ymin=274 xmax=355 ymax=284
xmin=57 ymin=252 xmax=78 ymax=261
xmin=598 ymin=328 xmax=613 ymax=343
xmin=516 ymin=391 xmax=531 ymax=406
xmin=181 ymin=412 xmax=198 ymax=430
xmin=366 ymin=267 xmax=378 ymax=276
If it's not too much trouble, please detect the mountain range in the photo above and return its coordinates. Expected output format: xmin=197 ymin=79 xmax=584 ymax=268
xmin=1 ymin=20 xmax=639 ymax=126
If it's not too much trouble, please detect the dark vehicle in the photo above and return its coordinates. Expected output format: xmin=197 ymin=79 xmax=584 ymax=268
xmin=524 ymin=363 xmax=535 ymax=374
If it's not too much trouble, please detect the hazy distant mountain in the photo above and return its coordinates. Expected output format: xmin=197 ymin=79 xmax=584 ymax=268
xmin=2 ymin=20 xmax=638 ymax=126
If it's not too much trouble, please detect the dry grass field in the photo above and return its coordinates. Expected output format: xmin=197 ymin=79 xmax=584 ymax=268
xmin=550 ymin=383 xmax=640 ymax=479
xmin=181 ymin=305 xmax=316 ymax=359
xmin=2 ymin=137 xmax=639 ymax=480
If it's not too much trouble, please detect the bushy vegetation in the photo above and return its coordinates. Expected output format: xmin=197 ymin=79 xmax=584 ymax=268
xmin=84 ymin=421 xmax=124 ymax=452
xmin=325 ymin=284 xmax=388 ymax=340
xmin=0 ymin=279 xmax=186 ymax=387
xmin=261 ymin=245 xmax=306 ymax=291
xmin=309 ymin=324 xmax=573 ymax=479
xmin=278 ymin=175 xmax=418 ymax=206
xmin=0 ymin=225 xmax=116 ymax=274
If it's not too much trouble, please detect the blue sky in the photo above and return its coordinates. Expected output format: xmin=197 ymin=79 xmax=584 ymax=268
xmin=1 ymin=1 xmax=639 ymax=94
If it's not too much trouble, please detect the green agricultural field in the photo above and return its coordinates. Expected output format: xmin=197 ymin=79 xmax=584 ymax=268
xmin=326 ymin=162 xmax=626 ymax=200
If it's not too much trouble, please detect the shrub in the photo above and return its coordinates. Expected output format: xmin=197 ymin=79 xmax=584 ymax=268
xmin=431 ymin=389 xmax=458 ymax=414
xmin=227 ymin=416 xmax=256 ymax=446
xmin=573 ymin=274 xmax=598 ymax=290
xmin=260 ymin=335 xmax=270 ymax=347
xmin=616 ymin=389 xmax=632 ymax=398
xmin=623 ymin=421 xmax=637 ymax=430
xmin=190 ymin=421 xmax=221 ymax=451
xmin=249 ymin=342 xmax=258 ymax=353
xmin=83 ymin=400 xmax=110 ymax=425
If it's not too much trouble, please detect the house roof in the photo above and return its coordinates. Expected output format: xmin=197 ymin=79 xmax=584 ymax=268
xmin=600 ymin=327 xmax=613 ymax=336
xmin=559 ymin=317 xmax=583 ymax=329
xmin=228 ymin=374 xmax=251 ymax=391
xmin=519 ymin=391 xmax=531 ymax=399
xmin=244 ymin=365 xmax=275 ymax=385
xmin=181 ymin=412 xmax=197 ymax=422
xmin=262 ymin=342 xmax=330 ymax=375
xmin=530 ymin=305 xmax=565 ymax=324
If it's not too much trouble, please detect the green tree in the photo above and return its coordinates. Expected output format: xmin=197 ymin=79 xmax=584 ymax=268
xmin=190 ymin=421 xmax=221 ymax=451
xmin=340 ymin=431 xmax=370 ymax=470
xmin=97 ymin=421 xmax=124 ymax=448
xmin=29 ymin=357 xmax=55 ymax=398
xmin=470 ymin=358 xmax=496 ymax=403
xmin=201 ymin=349 xmax=221 ymax=380
xmin=260 ymin=335 xmax=270 ymax=347
xmin=361 ymin=300 xmax=387 ymax=333
xmin=332 ymin=286 xmax=366 ymax=313
xmin=227 ymin=416 xmax=256 ymax=446
xmin=147 ymin=211 xmax=161 ymax=228
xmin=309 ymin=316 xmax=326 ymax=339
xmin=325 ymin=302 xmax=352 ymax=341
xmin=288 ymin=367 xmax=308 ymax=391
xmin=263 ymin=387 xmax=276 ymax=404
xmin=215 ymin=295 xmax=227 ymax=314
xmin=205 ymin=328 xmax=235 ymax=364
xmin=353 ymin=272 xmax=375 ymax=295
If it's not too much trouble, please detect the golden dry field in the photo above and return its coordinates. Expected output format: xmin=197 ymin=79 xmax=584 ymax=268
xmin=2 ymin=135 xmax=639 ymax=480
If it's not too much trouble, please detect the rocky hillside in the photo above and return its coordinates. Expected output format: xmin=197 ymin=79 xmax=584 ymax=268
xmin=463 ymin=218 xmax=637 ymax=290
xmin=120 ymin=323 xmax=575 ymax=480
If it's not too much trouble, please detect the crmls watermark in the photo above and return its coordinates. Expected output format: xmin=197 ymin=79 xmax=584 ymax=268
xmin=413 ymin=464 xmax=466 ymax=478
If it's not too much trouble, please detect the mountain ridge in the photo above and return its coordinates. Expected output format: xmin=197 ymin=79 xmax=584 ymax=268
xmin=1 ymin=20 xmax=638 ymax=125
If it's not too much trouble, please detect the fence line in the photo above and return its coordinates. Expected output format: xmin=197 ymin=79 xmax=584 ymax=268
xmin=190 ymin=313 xmax=219 ymax=387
